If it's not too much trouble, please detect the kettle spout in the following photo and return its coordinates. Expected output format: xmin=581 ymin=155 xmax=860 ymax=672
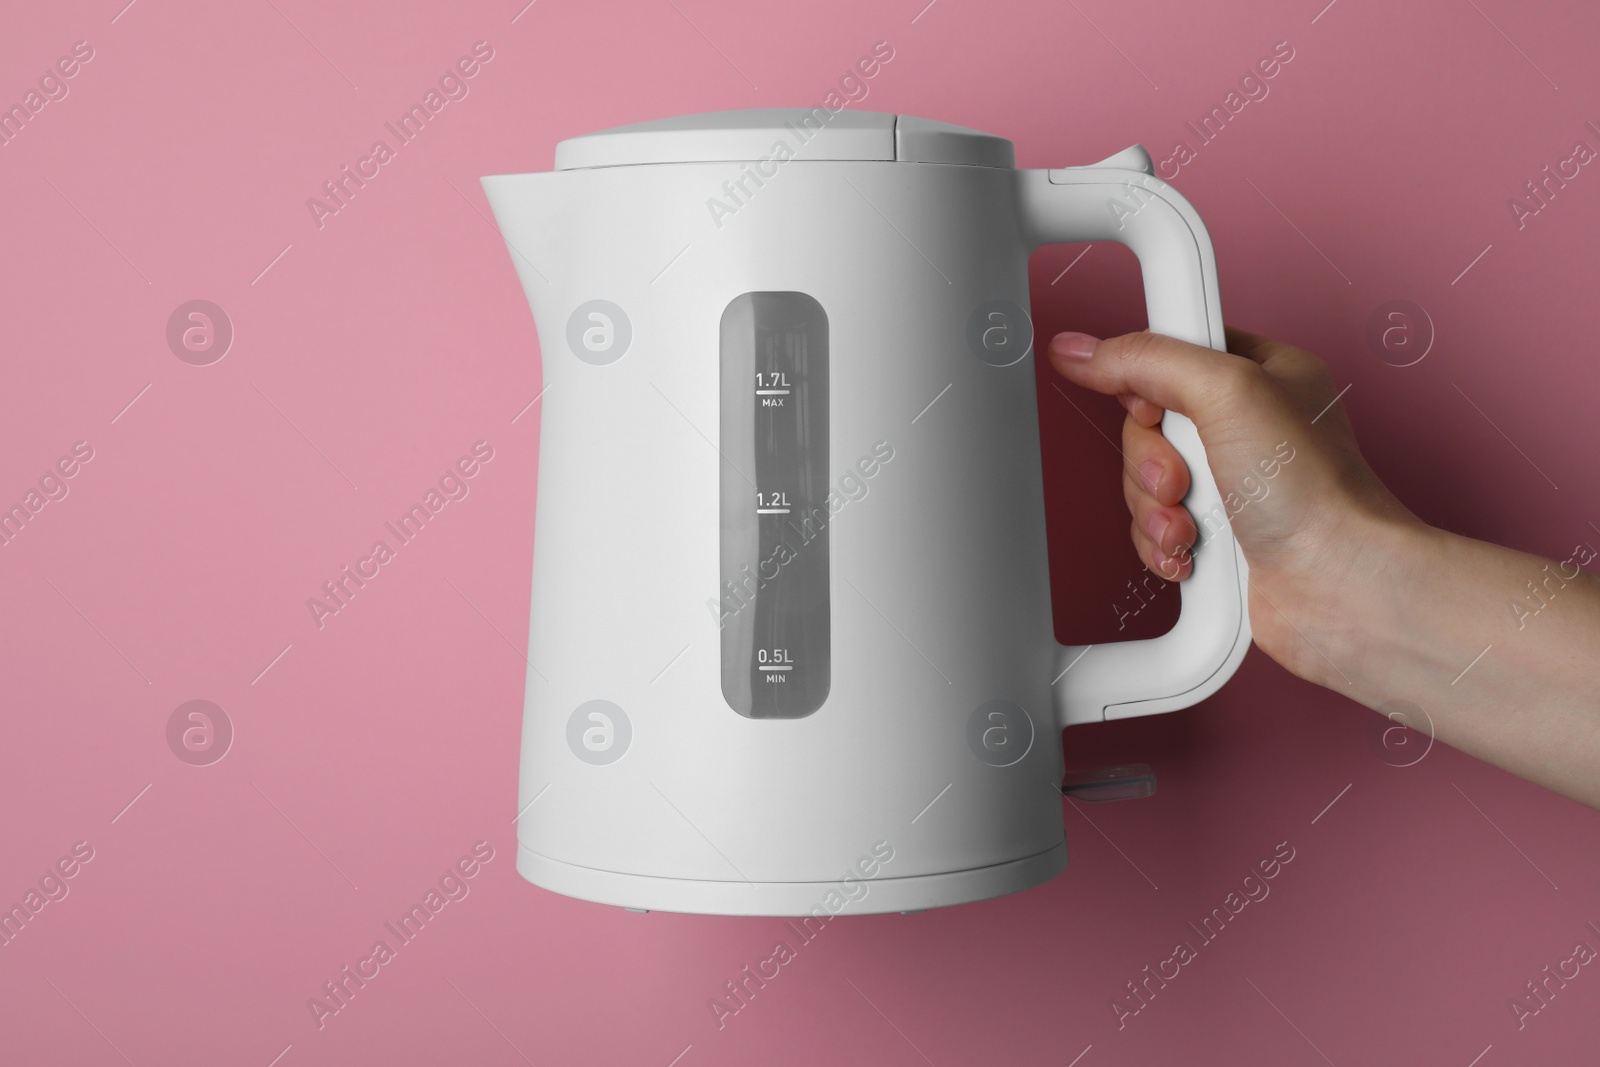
xmin=479 ymin=172 xmax=560 ymax=301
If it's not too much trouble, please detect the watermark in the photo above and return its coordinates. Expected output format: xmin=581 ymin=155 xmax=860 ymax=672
xmin=966 ymin=299 xmax=1033 ymax=367
xmin=966 ymin=700 xmax=1034 ymax=767
xmin=1111 ymin=840 xmax=1297 ymax=1029
xmin=0 ymin=841 xmax=95 ymax=949
xmin=704 ymin=40 xmax=895 ymax=230
xmin=166 ymin=699 xmax=233 ymax=766
xmin=1161 ymin=440 xmax=1297 ymax=578
xmin=1508 ymin=122 xmax=1598 ymax=231
xmin=307 ymin=42 xmax=495 ymax=229
xmin=306 ymin=441 xmax=495 ymax=629
xmin=1103 ymin=173 xmax=1167 ymax=232
xmin=707 ymin=441 xmax=896 ymax=630
xmin=166 ymin=299 xmax=233 ymax=366
xmin=307 ymin=840 xmax=495 ymax=1029
xmin=1113 ymin=564 xmax=1172 ymax=631
xmin=706 ymin=841 xmax=895 ymax=1031
xmin=1365 ymin=299 xmax=1434 ymax=368
xmin=0 ymin=440 xmax=95 ymax=548
xmin=1510 ymin=539 xmax=1595 ymax=631
xmin=1154 ymin=40 xmax=1296 ymax=180
xmin=566 ymin=299 xmax=632 ymax=365
xmin=0 ymin=40 xmax=95 ymax=148
xmin=1508 ymin=922 xmax=1598 ymax=1030
xmin=1365 ymin=699 xmax=1433 ymax=767
xmin=566 ymin=700 xmax=631 ymax=765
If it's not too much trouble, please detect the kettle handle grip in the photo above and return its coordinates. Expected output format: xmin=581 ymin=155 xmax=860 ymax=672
xmin=1015 ymin=154 xmax=1252 ymax=727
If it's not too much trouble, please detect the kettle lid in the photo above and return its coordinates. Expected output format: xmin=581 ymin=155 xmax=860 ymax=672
xmin=552 ymin=108 xmax=1015 ymax=170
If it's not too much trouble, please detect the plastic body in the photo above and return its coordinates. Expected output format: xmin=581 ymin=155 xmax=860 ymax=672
xmin=481 ymin=121 xmax=1250 ymax=915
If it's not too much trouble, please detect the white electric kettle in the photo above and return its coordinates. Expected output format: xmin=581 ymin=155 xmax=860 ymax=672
xmin=482 ymin=109 xmax=1251 ymax=915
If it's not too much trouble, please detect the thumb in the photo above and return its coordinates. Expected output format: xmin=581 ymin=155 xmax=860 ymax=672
xmin=1047 ymin=329 xmax=1258 ymax=426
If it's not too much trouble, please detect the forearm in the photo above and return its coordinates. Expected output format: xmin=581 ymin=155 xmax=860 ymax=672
xmin=1316 ymin=517 xmax=1600 ymax=806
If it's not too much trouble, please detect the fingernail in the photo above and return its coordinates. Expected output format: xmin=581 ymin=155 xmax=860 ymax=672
xmin=1050 ymin=331 xmax=1099 ymax=361
xmin=1138 ymin=460 xmax=1162 ymax=495
xmin=1147 ymin=510 xmax=1170 ymax=547
xmin=1117 ymin=393 xmax=1136 ymax=413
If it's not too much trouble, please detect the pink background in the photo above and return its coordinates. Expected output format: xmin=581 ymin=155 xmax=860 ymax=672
xmin=2 ymin=0 xmax=1598 ymax=1064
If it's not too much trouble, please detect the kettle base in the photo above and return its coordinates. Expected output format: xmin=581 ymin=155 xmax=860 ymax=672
xmin=516 ymin=841 xmax=1068 ymax=916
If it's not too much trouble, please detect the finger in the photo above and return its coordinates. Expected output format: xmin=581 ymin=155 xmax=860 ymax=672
xmin=1117 ymin=391 xmax=1165 ymax=428
xmin=1130 ymin=517 xmax=1193 ymax=582
xmin=1049 ymin=329 xmax=1262 ymax=426
xmin=1126 ymin=490 xmax=1199 ymax=559
xmin=1112 ymin=329 xmax=1283 ymax=425
xmin=1122 ymin=416 xmax=1190 ymax=507
xmin=1157 ymin=542 xmax=1193 ymax=581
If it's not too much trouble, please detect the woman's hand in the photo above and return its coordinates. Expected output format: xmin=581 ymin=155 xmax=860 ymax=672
xmin=1047 ymin=326 xmax=1423 ymax=688
xmin=1048 ymin=327 xmax=1600 ymax=809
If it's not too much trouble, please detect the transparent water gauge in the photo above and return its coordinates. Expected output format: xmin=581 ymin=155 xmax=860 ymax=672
xmin=718 ymin=292 xmax=830 ymax=718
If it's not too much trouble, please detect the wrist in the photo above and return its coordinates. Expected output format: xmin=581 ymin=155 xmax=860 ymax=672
xmin=1337 ymin=514 xmax=1451 ymax=701
xmin=1314 ymin=510 xmax=1514 ymax=714
xmin=1259 ymin=503 xmax=1441 ymax=702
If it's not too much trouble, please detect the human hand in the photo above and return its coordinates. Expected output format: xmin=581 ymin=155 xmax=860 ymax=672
xmin=1046 ymin=327 xmax=1600 ymax=808
xmin=1046 ymin=326 xmax=1424 ymax=688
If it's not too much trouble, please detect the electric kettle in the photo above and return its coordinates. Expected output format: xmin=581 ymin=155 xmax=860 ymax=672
xmin=482 ymin=109 xmax=1251 ymax=915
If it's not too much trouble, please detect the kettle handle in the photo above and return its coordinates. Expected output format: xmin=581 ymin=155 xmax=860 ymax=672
xmin=1015 ymin=149 xmax=1252 ymax=727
